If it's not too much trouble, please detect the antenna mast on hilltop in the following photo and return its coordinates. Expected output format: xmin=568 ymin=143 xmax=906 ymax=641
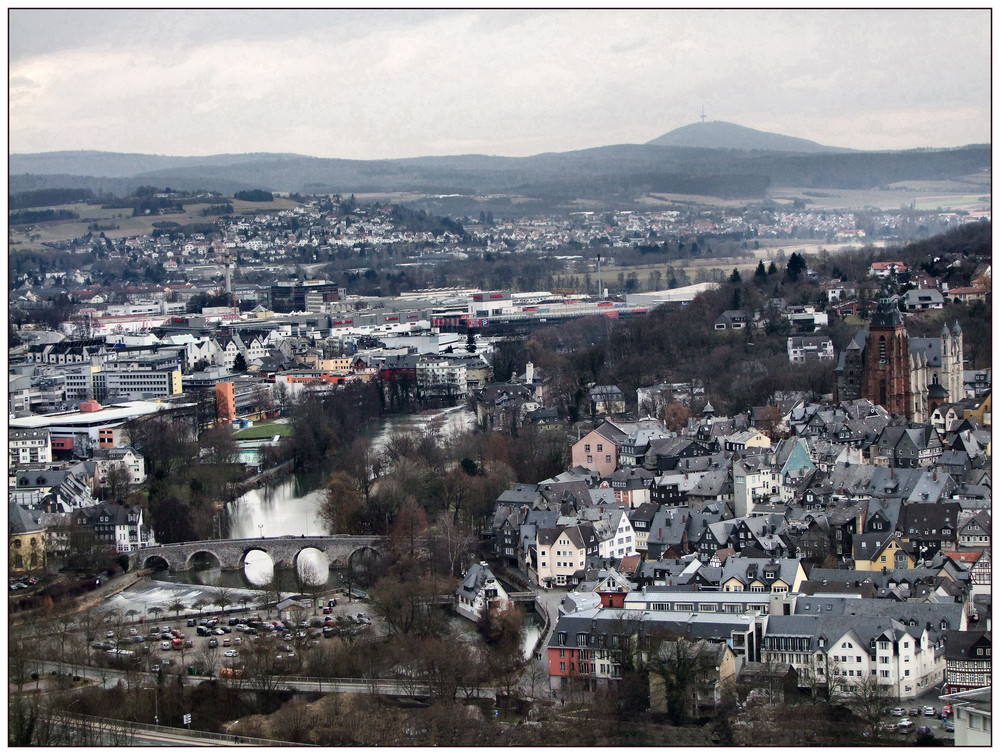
xmin=700 ymin=105 xmax=707 ymax=123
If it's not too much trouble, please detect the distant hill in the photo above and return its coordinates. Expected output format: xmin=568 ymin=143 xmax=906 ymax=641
xmin=647 ymin=120 xmax=851 ymax=153
xmin=9 ymin=139 xmax=989 ymax=203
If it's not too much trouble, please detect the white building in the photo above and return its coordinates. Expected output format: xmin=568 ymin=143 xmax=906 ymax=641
xmin=455 ymin=562 xmax=511 ymax=622
xmin=593 ymin=510 xmax=637 ymax=561
xmin=941 ymin=686 xmax=992 ymax=746
xmin=9 ymin=428 xmax=52 ymax=467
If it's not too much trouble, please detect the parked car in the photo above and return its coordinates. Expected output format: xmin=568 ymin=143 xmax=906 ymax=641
xmin=892 ymin=707 xmax=906 ymax=717
xmin=942 ymin=704 xmax=953 ymax=717
xmin=161 ymin=641 xmax=171 ymax=651
xmin=923 ymin=706 xmax=937 ymax=717
xmin=222 ymin=638 xmax=231 ymax=647
xmin=150 ymin=664 xmax=161 ymax=673
xmin=916 ymin=726 xmax=932 ymax=736
xmin=897 ymin=719 xmax=914 ymax=733
xmin=208 ymin=638 xmax=218 ymax=648
xmin=224 ymin=650 xmax=239 ymax=658
xmin=944 ymin=720 xmax=954 ymax=733
xmin=908 ymin=707 xmax=921 ymax=717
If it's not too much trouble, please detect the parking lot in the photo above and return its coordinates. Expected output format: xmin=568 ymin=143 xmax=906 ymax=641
xmin=87 ymin=593 xmax=376 ymax=677
xmin=884 ymin=695 xmax=956 ymax=742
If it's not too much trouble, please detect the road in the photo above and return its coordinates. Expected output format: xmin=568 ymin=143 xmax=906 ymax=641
xmin=25 ymin=658 xmax=449 ymax=698
xmin=56 ymin=714 xmax=290 ymax=746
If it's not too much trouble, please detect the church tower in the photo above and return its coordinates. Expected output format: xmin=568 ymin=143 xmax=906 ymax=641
xmin=861 ymin=292 xmax=912 ymax=418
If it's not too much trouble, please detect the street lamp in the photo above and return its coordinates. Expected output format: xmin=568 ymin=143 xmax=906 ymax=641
xmin=257 ymin=524 xmax=263 ymax=540
xmin=225 ymin=720 xmax=240 ymax=738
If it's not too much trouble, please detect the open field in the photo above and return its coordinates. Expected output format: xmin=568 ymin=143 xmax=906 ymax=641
xmin=233 ymin=421 xmax=292 ymax=440
xmin=554 ymin=239 xmax=888 ymax=293
xmin=636 ymin=175 xmax=990 ymax=213
xmin=8 ymin=197 xmax=302 ymax=252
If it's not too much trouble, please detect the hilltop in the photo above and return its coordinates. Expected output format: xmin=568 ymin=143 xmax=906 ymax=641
xmin=646 ymin=120 xmax=851 ymax=153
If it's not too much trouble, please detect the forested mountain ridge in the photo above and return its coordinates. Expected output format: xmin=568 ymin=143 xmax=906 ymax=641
xmin=10 ymin=139 xmax=989 ymax=201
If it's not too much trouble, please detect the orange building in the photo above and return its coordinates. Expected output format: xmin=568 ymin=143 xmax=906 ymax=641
xmin=216 ymin=382 xmax=235 ymax=424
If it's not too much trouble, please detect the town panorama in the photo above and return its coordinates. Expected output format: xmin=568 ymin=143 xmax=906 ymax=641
xmin=8 ymin=130 xmax=992 ymax=747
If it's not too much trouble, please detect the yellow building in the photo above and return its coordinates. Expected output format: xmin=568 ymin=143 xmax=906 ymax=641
xmin=963 ymin=391 xmax=991 ymax=429
xmin=852 ymin=533 xmax=916 ymax=572
xmin=9 ymin=502 xmax=46 ymax=575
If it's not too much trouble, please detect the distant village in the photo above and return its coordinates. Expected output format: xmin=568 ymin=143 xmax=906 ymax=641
xmin=7 ymin=195 xmax=992 ymax=733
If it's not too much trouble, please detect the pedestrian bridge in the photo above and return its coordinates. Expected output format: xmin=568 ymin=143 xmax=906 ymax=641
xmin=133 ymin=535 xmax=383 ymax=573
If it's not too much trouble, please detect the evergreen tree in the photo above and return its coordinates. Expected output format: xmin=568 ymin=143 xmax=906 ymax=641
xmin=232 ymin=352 xmax=248 ymax=373
xmin=729 ymin=268 xmax=742 ymax=283
xmin=786 ymin=252 xmax=807 ymax=282
xmin=754 ymin=260 xmax=767 ymax=283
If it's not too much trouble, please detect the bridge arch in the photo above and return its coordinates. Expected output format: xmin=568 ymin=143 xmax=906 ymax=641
xmin=347 ymin=544 xmax=381 ymax=574
xmin=185 ymin=549 xmax=223 ymax=571
xmin=142 ymin=554 xmax=170 ymax=572
xmin=294 ymin=547 xmax=330 ymax=584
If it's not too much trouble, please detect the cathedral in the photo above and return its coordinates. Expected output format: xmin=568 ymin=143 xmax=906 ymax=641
xmin=834 ymin=293 xmax=963 ymax=422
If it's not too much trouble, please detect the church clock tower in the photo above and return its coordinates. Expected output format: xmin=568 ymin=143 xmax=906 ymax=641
xmin=861 ymin=292 xmax=912 ymax=418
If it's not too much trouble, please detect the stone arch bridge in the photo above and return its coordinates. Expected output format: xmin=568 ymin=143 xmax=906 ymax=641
xmin=132 ymin=535 xmax=384 ymax=573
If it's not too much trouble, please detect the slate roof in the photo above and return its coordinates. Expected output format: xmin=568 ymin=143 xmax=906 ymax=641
xmin=900 ymin=502 xmax=961 ymax=539
xmin=456 ymin=562 xmax=502 ymax=602
xmin=793 ymin=596 xmax=964 ymax=630
xmin=719 ymin=556 xmax=802 ymax=589
xmin=9 ymin=501 xmax=44 ymax=534
xmin=944 ymin=631 xmax=991 ymax=660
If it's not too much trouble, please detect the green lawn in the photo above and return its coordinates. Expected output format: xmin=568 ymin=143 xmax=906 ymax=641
xmin=233 ymin=421 xmax=292 ymax=440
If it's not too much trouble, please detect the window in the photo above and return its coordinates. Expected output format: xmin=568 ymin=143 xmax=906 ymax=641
xmin=560 ymin=662 xmax=565 ymax=672
xmin=597 ymin=444 xmax=603 ymax=452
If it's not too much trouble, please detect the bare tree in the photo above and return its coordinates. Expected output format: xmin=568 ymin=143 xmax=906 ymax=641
xmin=210 ymin=586 xmax=236 ymax=614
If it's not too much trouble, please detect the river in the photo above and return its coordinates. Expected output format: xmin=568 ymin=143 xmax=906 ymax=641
xmin=224 ymin=405 xmax=476 ymax=539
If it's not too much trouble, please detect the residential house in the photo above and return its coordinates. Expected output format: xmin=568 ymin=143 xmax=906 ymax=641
xmin=73 ymin=502 xmax=155 ymax=554
xmin=592 ymin=509 xmax=638 ymax=561
xmin=762 ymin=612 xmax=944 ymax=700
xmin=902 ymin=288 xmax=945 ymax=310
xmin=605 ymin=467 xmax=656 ymax=507
xmin=627 ymin=501 xmax=658 ymax=555
xmin=957 ymin=511 xmax=991 ymax=551
xmin=944 ymin=632 xmax=991 ymax=694
xmin=787 ymin=335 xmax=835 ymax=363
xmin=455 ymin=562 xmax=511 ymax=622
xmin=873 ymin=424 xmax=943 ymax=468
xmin=535 ymin=523 xmax=598 ymax=588
xmin=852 ymin=533 xmax=917 ymax=572
xmin=9 ymin=428 xmax=52 ymax=467
xmin=589 ymin=385 xmax=626 ymax=417
xmin=900 ymin=501 xmax=960 ymax=561
xmin=714 ymin=309 xmax=750 ymax=330
xmin=92 ymin=446 xmax=147 ymax=488
xmin=719 ymin=557 xmax=806 ymax=594
xmin=570 ymin=421 xmax=629 ymax=477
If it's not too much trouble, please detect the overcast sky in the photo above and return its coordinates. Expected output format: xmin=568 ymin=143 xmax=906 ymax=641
xmin=9 ymin=8 xmax=991 ymax=159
